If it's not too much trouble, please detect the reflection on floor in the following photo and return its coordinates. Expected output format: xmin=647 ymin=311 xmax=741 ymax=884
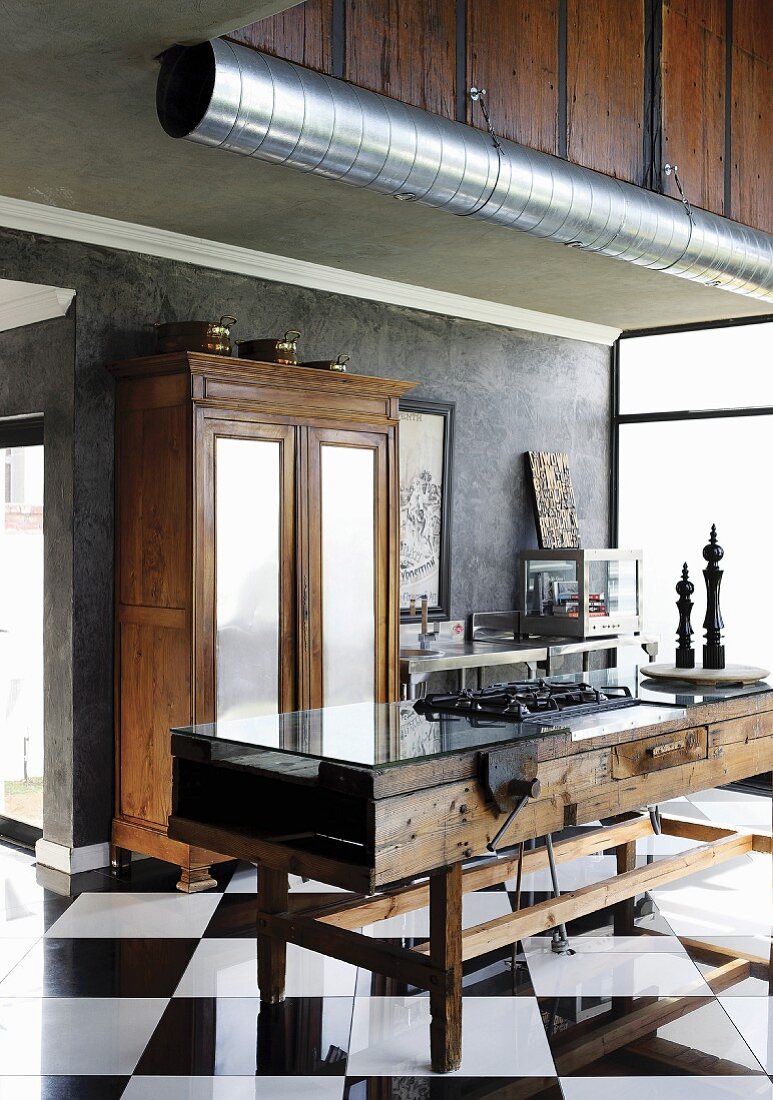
xmin=0 ymin=786 xmax=770 ymax=1098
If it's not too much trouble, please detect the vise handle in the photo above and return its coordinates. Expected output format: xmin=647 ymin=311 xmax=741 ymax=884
xmin=508 ymin=777 xmax=541 ymax=800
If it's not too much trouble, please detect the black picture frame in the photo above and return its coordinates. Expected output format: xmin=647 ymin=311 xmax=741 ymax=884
xmin=398 ymin=398 xmax=454 ymax=622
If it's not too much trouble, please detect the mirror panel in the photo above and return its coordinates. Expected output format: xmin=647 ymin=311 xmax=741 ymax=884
xmin=215 ymin=436 xmax=281 ymax=719
xmin=321 ymin=444 xmax=376 ymax=706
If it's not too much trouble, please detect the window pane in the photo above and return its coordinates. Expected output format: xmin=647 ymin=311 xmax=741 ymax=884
xmin=321 ymin=444 xmax=376 ymax=707
xmin=216 ymin=437 xmax=281 ymax=720
xmin=618 ymin=416 xmax=773 ymax=673
xmin=619 ymin=323 xmax=773 ymax=414
xmin=0 ymin=444 xmax=44 ymax=828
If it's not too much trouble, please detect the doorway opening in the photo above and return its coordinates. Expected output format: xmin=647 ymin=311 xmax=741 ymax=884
xmin=0 ymin=417 xmax=44 ymax=845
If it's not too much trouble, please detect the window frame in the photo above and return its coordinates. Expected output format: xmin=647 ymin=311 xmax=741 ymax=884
xmin=611 ymin=315 xmax=773 ymax=792
xmin=611 ymin=315 xmax=773 ymax=547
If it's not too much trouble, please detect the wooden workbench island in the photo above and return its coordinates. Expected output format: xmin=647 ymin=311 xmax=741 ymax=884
xmin=169 ymin=670 xmax=772 ymax=1073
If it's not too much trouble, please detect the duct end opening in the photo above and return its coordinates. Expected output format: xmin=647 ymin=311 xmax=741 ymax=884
xmin=157 ymin=43 xmax=216 ymax=139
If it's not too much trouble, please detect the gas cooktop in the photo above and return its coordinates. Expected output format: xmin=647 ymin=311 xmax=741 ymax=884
xmin=414 ymin=679 xmax=638 ymax=723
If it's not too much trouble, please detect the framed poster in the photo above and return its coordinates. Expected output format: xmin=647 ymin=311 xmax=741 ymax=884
xmin=399 ymin=399 xmax=454 ymax=621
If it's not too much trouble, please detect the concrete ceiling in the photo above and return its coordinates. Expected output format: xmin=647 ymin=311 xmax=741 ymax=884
xmin=0 ymin=0 xmax=770 ymax=332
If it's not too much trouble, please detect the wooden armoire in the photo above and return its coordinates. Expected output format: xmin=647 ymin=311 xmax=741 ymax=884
xmin=110 ymin=352 xmax=415 ymax=890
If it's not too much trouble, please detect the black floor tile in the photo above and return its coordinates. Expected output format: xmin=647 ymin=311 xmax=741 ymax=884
xmin=134 ymin=996 xmax=353 ymax=1075
xmin=203 ymin=892 xmax=259 ymax=937
xmin=2 ymin=937 xmax=198 ymax=997
xmin=536 ymin=994 xmax=767 ymax=1076
xmin=95 ymin=857 xmax=238 ymax=893
xmin=344 ymin=1077 xmax=563 ymax=1098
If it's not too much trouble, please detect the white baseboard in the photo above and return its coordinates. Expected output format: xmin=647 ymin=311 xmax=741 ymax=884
xmin=35 ymin=838 xmax=110 ymax=875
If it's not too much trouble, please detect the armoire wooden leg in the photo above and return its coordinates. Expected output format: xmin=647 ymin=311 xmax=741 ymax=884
xmin=109 ymin=844 xmax=131 ymax=875
xmin=176 ymin=863 xmax=218 ymax=893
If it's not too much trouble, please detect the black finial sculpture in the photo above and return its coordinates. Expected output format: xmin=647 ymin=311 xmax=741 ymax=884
xmin=675 ymin=562 xmax=695 ymax=669
xmin=702 ymin=524 xmax=725 ymax=670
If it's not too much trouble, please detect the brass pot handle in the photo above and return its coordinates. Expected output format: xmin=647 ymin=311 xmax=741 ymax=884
xmin=284 ymin=329 xmax=301 ymax=342
xmin=219 ymin=315 xmax=237 ymax=328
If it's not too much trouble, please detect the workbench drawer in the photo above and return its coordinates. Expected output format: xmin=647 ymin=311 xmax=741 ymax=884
xmin=611 ymin=726 xmax=708 ymax=779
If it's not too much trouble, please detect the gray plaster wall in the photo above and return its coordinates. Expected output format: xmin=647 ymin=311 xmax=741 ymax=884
xmin=0 ymin=315 xmax=75 ymax=847
xmin=0 ymin=227 xmax=611 ymax=848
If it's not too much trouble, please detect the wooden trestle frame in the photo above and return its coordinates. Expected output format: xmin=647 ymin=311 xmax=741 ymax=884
xmin=255 ymin=811 xmax=772 ymax=1074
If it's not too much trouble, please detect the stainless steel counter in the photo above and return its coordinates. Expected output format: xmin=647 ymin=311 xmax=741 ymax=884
xmin=399 ymin=631 xmax=659 ymax=698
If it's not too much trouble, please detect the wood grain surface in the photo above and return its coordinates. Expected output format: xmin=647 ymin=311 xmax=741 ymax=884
xmin=731 ymin=0 xmax=773 ymax=231
xmin=662 ymin=0 xmax=726 ymax=216
xmin=228 ymin=0 xmax=333 ymax=72
xmin=467 ymin=0 xmax=559 ymax=154
xmin=566 ymin=0 xmax=646 ymax=183
xmin=345 ymin=0 xmax=457 ymax=117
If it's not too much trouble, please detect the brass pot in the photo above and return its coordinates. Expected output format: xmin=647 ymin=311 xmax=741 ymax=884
xmin=155 ymin=316 xmax=237 ymax=356
xmin=237 ymin=330 xmax=301 ymax=365
xmin=301 ymin=354 xmax=350 ymax=373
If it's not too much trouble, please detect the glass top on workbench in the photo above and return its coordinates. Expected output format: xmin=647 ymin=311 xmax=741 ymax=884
xmin=171 ymin=668 xmax=772 ymax=771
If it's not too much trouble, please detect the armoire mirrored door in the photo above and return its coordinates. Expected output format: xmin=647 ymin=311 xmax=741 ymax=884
xmin=196 ymin=416 xmax=297 ymax=722
xmin=305 ymin=427 xmax=391 ymax=709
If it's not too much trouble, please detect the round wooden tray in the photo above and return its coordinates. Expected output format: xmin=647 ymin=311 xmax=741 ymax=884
xmin=640 ymin=662 xmax=770 ymax=686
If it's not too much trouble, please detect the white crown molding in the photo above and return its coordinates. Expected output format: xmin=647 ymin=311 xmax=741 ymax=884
xmin=0 ymin=277 xmax=75 ymax=333
xmin=35 ymin=838 xmax=110 ymax=875
xmin=0 ymin=195 xmax=620 ymax=346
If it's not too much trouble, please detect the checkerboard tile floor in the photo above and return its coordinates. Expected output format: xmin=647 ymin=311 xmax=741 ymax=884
xmin=0 ymin=786 xmax=770 ymax=1098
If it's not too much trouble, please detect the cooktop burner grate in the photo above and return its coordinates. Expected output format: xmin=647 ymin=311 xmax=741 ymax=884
xmin=414 ymin=679 xmax=636 ymax=722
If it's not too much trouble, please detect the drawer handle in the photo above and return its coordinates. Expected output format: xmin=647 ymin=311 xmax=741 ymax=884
xmin=649 ymin=739 xmax=686 ymax=757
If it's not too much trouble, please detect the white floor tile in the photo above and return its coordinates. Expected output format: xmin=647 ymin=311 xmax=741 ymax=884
xmin=363 ymin=888 xmax=513 ymax=938
xmin=0 ymin=864 xmax=43 ymax=916
xmin=225 ymin=866 xmax=349 ymax=896
xmin=122 ymin=1078 xmax=345 ymax=1099
xmin=690 ymin=797 xmax=771 ymax=833
xmin=660 ymin=998 xmax=767 ymax=1072
xmin=512 ymin=854 xmax=617 ymax=893
xmin=0 ymin=844 xmax=35 ymax=871
xmin=0 ymin=997 xmax=167 ymax=1074
xmin=544 ymin=934 xmax=690 ymax=953
xmin=225 ymin=863 xmax=257 ymax=893
xmin=289 ymin=875 xmax=348 ymax=895
xmin=523 ymin=936 xmax=710 ymax=997
xmin=347 ymin=996 xmax=555 ymax=1076
xmin=174 ymin=938 xmax=357 ymax=998
xmin=0 ymin=938 xmax=38 ymax=983
xmin=636 ymin=832 xmax=702 ymax=859
xmin=44 ymin=892 xmax=221 ymax=938
xmin=688 ymin=934 xmax=773 ymax=954
xmin=652 ymin=853 xmax=773 ymax=938
xmin=560 ymin=1077 xmax=773 ymax=1098
xmin=719 ymin=997 xmax=773 ymax=1072
xmin=0 ymin=903 xmax=52 ymax=939
xmin=200 ymin=996 xmax=352 ymax=1076
xmin=688 ymin=936 xmax=772 ymax=995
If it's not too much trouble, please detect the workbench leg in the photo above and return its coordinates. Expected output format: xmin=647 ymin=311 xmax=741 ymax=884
xmin=257 ymin=865 xmax=289 ymax=1004
xmin=614 ymin=841 xmax=637 ymax=936
xmin=429 ymin=863 xmax=463 ymax=1073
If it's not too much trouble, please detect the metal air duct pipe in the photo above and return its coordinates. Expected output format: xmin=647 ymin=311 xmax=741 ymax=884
xmin=157 ymin=38 xmax=773 ymax=302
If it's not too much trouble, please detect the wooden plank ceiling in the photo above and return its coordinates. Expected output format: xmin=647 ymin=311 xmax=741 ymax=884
xmin=229 ymin=0 xmax=772 ymax=234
